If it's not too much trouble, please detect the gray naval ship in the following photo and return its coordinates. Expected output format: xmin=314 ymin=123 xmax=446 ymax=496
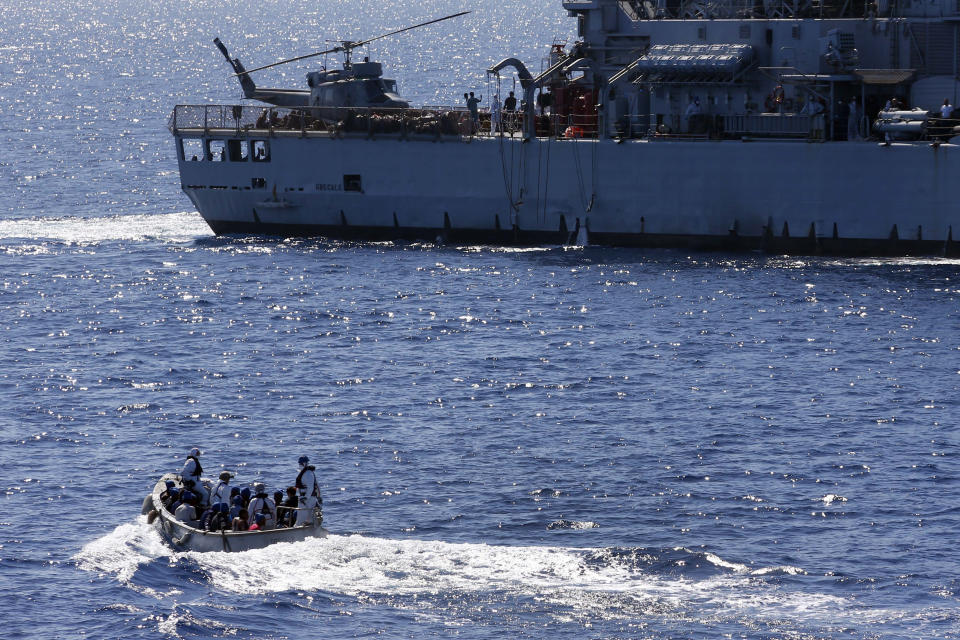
xmin=169 ymin=0 xmax=960 ymax=255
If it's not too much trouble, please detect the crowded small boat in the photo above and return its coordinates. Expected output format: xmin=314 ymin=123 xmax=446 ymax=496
xmin=141 ymin=448 xmax=327 ymax=552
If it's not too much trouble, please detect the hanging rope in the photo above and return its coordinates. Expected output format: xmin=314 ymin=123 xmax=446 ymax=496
xmin=493 ymin=71 xmax=519 ymax=212
xmin=537 ymin=133 xmax=554 ymax=225
xmin=571 ymin=137 xmax=589 ymax=213
xmin=588 ymin=114 xmax=599 ymax=213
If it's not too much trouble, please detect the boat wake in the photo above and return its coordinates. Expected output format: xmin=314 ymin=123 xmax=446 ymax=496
xmin=73 ymin=519 xmax=926 ymax=636
xmin=0 ymin=212 xmax=212 ymax=246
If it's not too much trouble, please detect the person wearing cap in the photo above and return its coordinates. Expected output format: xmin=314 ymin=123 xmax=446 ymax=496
xmin=163 ymin=488 xmax=182 ymax=513
xmin=294 ymin=456 xmax=322 ymax=526
xmin=247 ymin=482 xmax=276 ymax=529
xmin=159 ymin=480 xmax=176 ymax=502
xmin=211 ymin=471 xmax=233 ymax=506
xmin=180 ymin=448 xmax=209 ymax=505
xmin=207 ymin=503 xmax=231 ymax=531
xmin=199 ymin=502 xmax=218 ymax=530
xmin=249 ymin=513 xmax=266 ymax=531
xmin=229 ymin=495 xmax=244 ymax=521
xmin=174 ymin=491 xmax=201 ymax=527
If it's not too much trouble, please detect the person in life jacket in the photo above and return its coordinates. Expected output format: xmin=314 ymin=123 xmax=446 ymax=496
xmin=246 ymin=482 xmax=276 ymax=529
xmin=294 ymin=455 xmax=322 ymax=526
xmin=180 ymin=447 xmax=209 ymax=505
xmin=211 ymin=471 xmax=233 ymax=505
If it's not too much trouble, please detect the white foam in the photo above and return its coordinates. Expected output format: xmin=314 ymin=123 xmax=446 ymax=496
xmin=0 ymin=212 xmax=211 ymax=244
xmin=75 ymin=525 xmax=920 ymax=632
xmin=75 ymin=520 xmax=165 ymax=580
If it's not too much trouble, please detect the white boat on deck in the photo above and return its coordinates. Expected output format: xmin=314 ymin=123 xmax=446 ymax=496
xmin=142 ymin=473 xmax=327 ymax=553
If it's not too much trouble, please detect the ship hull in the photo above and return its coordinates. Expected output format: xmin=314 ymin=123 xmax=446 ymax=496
xmin=176 ymin=132 xmax=959 ymax=256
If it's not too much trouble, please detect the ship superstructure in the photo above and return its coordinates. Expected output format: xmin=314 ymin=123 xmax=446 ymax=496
xmin=169 ymin=2 xmax=960 ymax=255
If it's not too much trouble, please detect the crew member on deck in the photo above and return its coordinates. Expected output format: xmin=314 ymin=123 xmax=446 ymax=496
xmin=941 ymin=98 xmax=954 ymax=119
xmin=294 ymin=455 xmax=322 ymax=526
xmin=466 ymin=91 xmax=482 ymax=134
xmin=684 ymin=97 xmax=702 ymax=134
xmin=847 ymin=96 xmax=861 ymax=141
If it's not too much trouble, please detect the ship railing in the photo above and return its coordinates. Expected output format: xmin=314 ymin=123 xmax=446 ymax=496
xmin=169 ymin=104 xmax=602 ymax=141
xmin=923 ymin=117 xmax=958 ymax=142
xmin=170 ymin=104 xmax=474 ymax=138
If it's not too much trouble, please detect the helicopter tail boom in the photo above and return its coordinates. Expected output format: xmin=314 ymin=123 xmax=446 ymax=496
xmin=214 ymin=37 xmax=257 ymax=99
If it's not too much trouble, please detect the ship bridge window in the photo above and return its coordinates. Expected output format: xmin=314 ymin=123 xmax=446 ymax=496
xmin=251 ymin=140 xmax=270 ymax=162
xmin=206 ymin=139 xmax=226 ymax=162
xmin=228 ymin=139 xmax=248 ymax=162
xmin=181 ymin=138 xmax=203 ymax=161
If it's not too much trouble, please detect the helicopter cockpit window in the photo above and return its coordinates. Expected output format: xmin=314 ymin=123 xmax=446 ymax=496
xmin=251 ymin=140 xmax=270 ymax=162
xmin=364 ymin=80 xmax=386 ymax=102
xmin=181 ymin=138 xmax=203 ymax=161
xmin=227 ymin=139 xmax=248 ymax=162
xmin=206 ymin=139 xmax=226 ymax=162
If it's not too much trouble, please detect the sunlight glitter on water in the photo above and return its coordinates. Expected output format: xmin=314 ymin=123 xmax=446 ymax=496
xmin=0 ymin=212 xmax=211 ymax=244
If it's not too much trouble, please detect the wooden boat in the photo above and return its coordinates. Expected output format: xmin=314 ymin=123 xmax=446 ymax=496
xmin=141 ymin=473 xmax=327 ymax=552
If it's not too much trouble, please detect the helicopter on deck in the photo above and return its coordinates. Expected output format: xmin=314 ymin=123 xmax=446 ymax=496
xmin=213 ymin=11 xmax=469 ymax=114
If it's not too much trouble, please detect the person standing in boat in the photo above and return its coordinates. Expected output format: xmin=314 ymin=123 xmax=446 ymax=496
xmin=180 ymin=448 xmax=209 ymax=505
xmin=294 ymin=455 xmax=322 ymax=526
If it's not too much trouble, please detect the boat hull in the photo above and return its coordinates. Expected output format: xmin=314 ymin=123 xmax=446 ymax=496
xmin=147 ymin=474 xmax=327 ymax=553
xmin=176 ymin=132 xmax=960 ymax=256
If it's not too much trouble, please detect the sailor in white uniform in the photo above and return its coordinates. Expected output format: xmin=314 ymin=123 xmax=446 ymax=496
xmin=491 ymin=94 xmax=502 ymax=134
xmin=294 ymin=455 xmax=322 ymax=526
xmin=180 ymin=447 xmax=209 ymax=505
xmin=210 ymin=471 xmax=233 ymax=506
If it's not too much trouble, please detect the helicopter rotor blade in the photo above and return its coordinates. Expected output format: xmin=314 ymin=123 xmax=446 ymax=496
xmin=233 ymin=46 xmax=343 ymax=77
xmin=352 ymin=11 xmax=471 ymax=49
xmin=231 ymin=10 xmax=470 ymax=77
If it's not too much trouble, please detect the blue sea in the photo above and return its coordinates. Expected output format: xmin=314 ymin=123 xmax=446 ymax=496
xmin=3 ymin=0 xmax=960 ymax=638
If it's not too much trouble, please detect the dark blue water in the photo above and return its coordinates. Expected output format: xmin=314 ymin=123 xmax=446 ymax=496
xmin=3 ymin=1 xmax=960 ymax=638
